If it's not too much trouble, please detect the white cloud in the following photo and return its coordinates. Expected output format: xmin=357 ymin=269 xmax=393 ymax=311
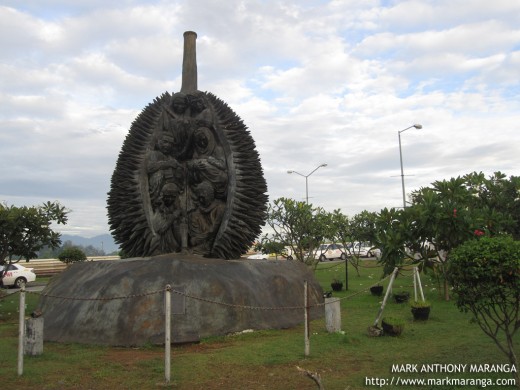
xmin=1 ymin=0 xmax=519 ymax=239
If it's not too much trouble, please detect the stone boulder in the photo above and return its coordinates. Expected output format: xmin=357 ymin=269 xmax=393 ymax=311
xmin=37 ymin=254 xmax=324 ymax=346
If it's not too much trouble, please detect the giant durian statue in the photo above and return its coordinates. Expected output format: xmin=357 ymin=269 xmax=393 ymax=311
xmin=37 ymin=32 xmax=321 ymax=347
xmin=107 ymin=31 xmax=268 ymax=259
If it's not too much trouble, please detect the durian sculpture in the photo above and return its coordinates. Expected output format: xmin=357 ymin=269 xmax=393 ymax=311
xmin=107 ymin=31 xmax=268 ymax=259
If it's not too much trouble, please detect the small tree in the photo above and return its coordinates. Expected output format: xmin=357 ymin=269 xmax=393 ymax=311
xmin=265 ymin=197 xmax=330 ymax=268
xmin=449 ymin=236 xmax=519 ymax=382
xmin=1 ymin=202 xmax=68 ymax=283
xmin=329 ymin=210 xmax=378 ymax=290
xmin=256 ymin=238 xmax=286 ymax=259
xmin=58 ymin=247 xmax=87 ymax=264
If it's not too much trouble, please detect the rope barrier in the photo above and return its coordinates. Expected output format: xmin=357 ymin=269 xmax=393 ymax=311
xmin=327 ymin=272 xmax=396 ymax=303
xmin=4 ymin=264 xmax=422 ymax=379
xmin=0 ymin=290 xmax=20 ymax=300
xmin=9 ymin=268 xmax=413 ymax=312
xmin=314 ymin=262 xmax=344 ymax=271
xmin=26 ymin=288 xmax=166 ymax=301
xmin=356 ymin=262 xmax=384 ymax=269
xmin=169 ymin=287 xmax=310 ymax=310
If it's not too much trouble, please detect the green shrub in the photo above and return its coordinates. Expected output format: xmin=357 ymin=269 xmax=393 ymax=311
xmin=58 ymin=247 xmax=87 ymax=264
xmin=410 ymin=300 xmax=431 ymax=308
xmin=381 ymin=316 xmax=405 ymax=326
xmin=449 ymin=235 xmax=519 ymax=378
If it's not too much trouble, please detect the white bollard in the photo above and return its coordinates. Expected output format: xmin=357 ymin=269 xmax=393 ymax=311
xmin=325 ymin=298 xmax=341 ymax=333
xmin=304 ymin=280 xmax=310 ymax=357
xmin=18 ymin=286 xmax=26 ymax=376
xmin=165 ymin=285 xmax=171 ymax=384
xmin=25 ymin=317 xmax=44 ymax=356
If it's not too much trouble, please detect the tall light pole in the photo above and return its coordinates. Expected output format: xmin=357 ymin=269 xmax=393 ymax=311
xmin=398 ymin=124 xmax=422 ymax=208
xmin=287 ymin=163 xmax=328 ymax=204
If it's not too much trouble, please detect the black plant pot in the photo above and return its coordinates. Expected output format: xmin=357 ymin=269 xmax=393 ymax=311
xmin=411 ymin=306 xmax=431 ymax=321
xmin=331 ymin=282 xmax=343 ymax=291
xmin=393 ymin=292 xmax=410 ymax=304
xmin=370 ymin=285 xmax=384 ymax=296
xmin=381 ymin=320 xmax=404 ymax=336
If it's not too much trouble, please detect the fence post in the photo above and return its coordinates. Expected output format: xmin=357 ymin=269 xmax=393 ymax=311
xmin=304 ymin=280 xmax=310 ymax=357
xmin=325 ymin=297 xmax=341 ymax=333
xmin=25 ymin=317 xmax=44 ymax=356
xmin=165 ymin=285 xmax=171 ymax=384
xmin=18 ymin=285 xmax=26 ymax=376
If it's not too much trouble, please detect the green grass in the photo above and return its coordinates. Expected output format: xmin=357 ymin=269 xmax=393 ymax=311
xmin=1 ymin=260 xmax=518 ymax=389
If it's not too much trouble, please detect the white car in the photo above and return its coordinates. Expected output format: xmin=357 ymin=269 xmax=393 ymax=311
xmin=0 ymin=263 xmax=37 ymax=288
xmin=314 ymin=243 xmax=347 ymax=261
xmin=348 ymin=242 xmax=380 ymax=258
xmin=247 ymin=252 xmax=268 ymax=260
xmin=370 ymin=247 xmax=382 ymax=259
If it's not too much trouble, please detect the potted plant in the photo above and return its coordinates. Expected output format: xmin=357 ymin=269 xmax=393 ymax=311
xmin=381 ymin=316 xmax=405 ymax=336
xmin=331 ymin=279 xmax=343 ymax=291
xmin=410 ymin=300 xmax=431 ymax=320
xmin=370 ymin=284 xmax=384 ymax=296
xmin=393 ymin=291 xmax=410 ymax=303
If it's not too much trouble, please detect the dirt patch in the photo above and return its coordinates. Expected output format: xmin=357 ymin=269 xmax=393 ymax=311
xmin=103 ymin=347 xmax=163 ymax=366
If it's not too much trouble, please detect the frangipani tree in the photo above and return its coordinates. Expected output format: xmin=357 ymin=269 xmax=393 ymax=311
xmin=449 ymin=236 xmax=519 ymax=382
xmin=329 ymin=210 xmax=377 ymax=289
xmin=373 ymin=172 xmax=518 ymax=300
xmin=264 ymin=197 xmax=331 ymax=268
xmin=0 ymin=201 xmax=68 ymax=265
xmin=0 ymin=201 xmax=69 ymax=284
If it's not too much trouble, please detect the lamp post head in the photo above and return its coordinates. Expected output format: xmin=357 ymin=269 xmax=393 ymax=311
xmin=399 ymin=124 xmax=423 ymax=135
xmin=320 ymin=163 xmax=328 ymax=168
xmin=287 ymin=170 xmax=293 ymax=174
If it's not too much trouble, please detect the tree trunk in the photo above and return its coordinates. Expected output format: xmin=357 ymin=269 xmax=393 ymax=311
xmin=506 ymin=332 xmax=519 ymax=386
xmin=443 ymin=278 xmax=450 ymax=301
xmin=441 ymin=263 xmax=450 ymax=301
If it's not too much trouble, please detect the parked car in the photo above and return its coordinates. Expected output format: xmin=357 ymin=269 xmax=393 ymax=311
xmin=348 ymin=242 xmax=380 ymax=258
xmin=0 ymin=263 xmax=37 ymax=288
xmin=370 ymin=247 xmax=382 ymax=259
xmin=314 ymin=243 xmax=346 ymax=261
xmin=247 ymin=252 xmax=268 ymax=260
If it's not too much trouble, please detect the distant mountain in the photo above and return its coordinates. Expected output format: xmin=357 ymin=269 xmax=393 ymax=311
xmin=60 ymin=233 xmax=120 ymax=254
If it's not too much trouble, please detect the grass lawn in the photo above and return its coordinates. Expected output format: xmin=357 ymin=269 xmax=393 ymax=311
xmin=1 ymin=260 xmax=518 ymax=389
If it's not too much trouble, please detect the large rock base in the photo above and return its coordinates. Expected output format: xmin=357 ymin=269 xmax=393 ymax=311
xmin=37 ymin=254 xmax=324 ymax=346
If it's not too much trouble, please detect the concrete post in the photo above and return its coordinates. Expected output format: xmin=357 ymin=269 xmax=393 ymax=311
xmin=17 ymin=286 xmax=25 ymax=375
xmin=325 ymin=298 xmax=341 ymax=333
xmin=165 ymin=285 xmax=171 ymax=384
xmin=25 ymin=317 xmax=44 ymax=356
xmin=304 ymin=280 xmax=310 ymax=357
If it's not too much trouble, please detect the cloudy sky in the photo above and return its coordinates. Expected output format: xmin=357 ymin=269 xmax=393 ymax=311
xmin=1 ymin=0 xmax=519 ymax=238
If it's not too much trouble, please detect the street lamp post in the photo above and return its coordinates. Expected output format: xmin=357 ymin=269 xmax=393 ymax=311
xmin=398 ymin=124 xmax=422 ymax=208
xmin=287 ymin=163 xmax=328 ymax=204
